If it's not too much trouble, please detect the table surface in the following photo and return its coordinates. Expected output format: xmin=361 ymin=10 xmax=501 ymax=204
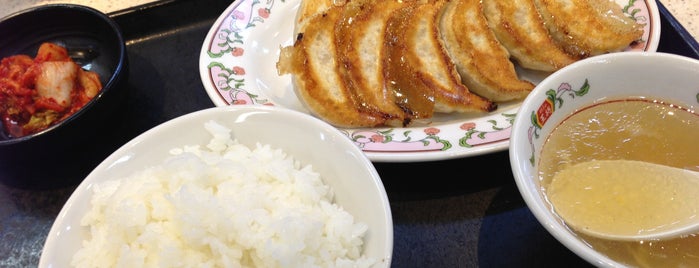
xmin=9 ymin=0 xmax=697 ymax=39
xmin=1 ymin=0 xmax=698 ymax=267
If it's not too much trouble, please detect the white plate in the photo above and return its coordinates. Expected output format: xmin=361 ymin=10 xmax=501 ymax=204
xmin=199 ymin=0 xmax=660 ymax=162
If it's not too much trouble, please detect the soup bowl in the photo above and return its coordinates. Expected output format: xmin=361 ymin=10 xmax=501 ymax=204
xmin=509 ymin=52 xmax=699 ymax=267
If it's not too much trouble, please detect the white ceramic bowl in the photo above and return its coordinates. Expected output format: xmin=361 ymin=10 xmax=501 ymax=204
xmin=39 ymin=105 xmax=393 ymax=267
xmin=510 ymin=52 xmax=699 ymax=267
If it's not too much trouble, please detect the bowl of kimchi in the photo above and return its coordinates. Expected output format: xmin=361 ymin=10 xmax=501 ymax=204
xmin=0 ymin=4 xmax=128 ymax=189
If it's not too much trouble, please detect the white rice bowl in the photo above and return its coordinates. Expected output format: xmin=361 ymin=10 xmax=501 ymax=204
xmin=39 ymin=106 xmax=393 ymax=268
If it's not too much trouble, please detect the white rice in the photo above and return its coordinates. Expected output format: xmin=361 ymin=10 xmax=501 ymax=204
xmin=71 ymin=120 xmax=375 ymax=268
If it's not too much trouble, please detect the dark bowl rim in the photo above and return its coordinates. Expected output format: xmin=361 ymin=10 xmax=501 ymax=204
xmin=0 ymin=3 xmax=128 ymax=145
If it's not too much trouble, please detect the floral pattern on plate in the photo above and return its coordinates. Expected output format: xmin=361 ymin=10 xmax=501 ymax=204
xmin=199 ymin=0 xmax=660 ymax=162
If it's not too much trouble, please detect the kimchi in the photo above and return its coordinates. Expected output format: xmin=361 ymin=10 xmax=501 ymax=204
xmin=0 ymin=42 xmax=102 ymax=138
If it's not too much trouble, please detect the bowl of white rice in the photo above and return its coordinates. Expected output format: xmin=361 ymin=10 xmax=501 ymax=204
xmin=39 ymin=105 xmax=393 ymax=268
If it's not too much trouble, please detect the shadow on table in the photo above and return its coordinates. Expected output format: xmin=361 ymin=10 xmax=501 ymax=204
xmin=375 ymin=151 xmax=592 ymax=267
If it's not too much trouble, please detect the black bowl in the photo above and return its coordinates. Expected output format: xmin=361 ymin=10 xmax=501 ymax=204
xmin=0 ymin=4 xmax=128 ymax=189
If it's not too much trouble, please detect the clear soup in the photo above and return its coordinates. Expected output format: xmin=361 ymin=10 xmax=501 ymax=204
xmin=538 ymin=98 xmax=699 ymax=267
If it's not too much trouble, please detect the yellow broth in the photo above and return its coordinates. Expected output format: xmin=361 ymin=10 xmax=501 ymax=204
xmin=538 ymin=99 xmax=699 ymax=267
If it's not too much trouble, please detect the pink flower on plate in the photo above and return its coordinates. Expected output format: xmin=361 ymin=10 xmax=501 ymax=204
xmin=232 ymin=66 xmax=246 ymax=75
xmin=370 ymin=134 xmax=385 ymax=143
xmin=231 ymin=90 xmax=253 ymax=105
xmin=460 ymin=122 xmax=476 ymax=131
xmin=259 ymin=8 xmax=270 ymax=18
xmin=232 ymin=10 xmax=245 ymax=20
xmin=231 ymin=47 xmax=244 ymax=57
xmin=424 ymin=127 xmax=440 ymax=136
